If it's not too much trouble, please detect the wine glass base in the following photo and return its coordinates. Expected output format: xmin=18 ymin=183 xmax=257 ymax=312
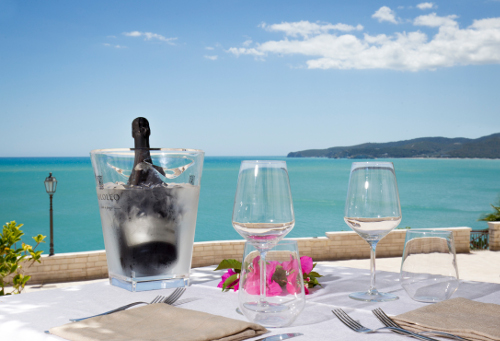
xmin=349 ymin=291 xmax=398 ymax=302
xmin=243 ymin=302 xmax=289 ymax=313
xmin=240 ymin=303 xmax=297 ymax=328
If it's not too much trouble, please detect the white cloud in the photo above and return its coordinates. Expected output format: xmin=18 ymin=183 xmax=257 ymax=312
xmin=260 ymin=21 xmax=363 ymax=38
xmin=122 ymin=31 xmax=177 ymax=45
xmin=372 ymin=6 xmax=398 ymax=24
xmin=226 ymin=47 xmax=265 ymax=57
xmin=103 ymin=43 xmax=127 ymax=49
xmin=227 ymin=16 xmax=500 ymax=71
xmin=414 ymin=13 xmax=458 ymax=27
xmin=124 ymin=31 xmax=142 ymax=37
xmin=417 ymin=2 xmax=436 ymax=10
xmin=205 ymin=46 xmax=215 ymax=50
xmin=242 ymin=39 xmax=253 ymax=46
xmin=204 ymin=55 xmax=218 ymax=60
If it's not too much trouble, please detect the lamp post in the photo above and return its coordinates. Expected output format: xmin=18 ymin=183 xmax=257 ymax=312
xmin=44 ymin=173 xmax=58 ymax=256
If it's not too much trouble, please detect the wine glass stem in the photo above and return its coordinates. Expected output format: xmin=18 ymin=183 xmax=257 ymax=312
xmin=260 ymin=250 xmax=268 ymax=305
xmin=369 ymin=241 xmax=378 ymax=294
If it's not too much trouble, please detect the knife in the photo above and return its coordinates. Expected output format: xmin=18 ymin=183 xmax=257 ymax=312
xmin=254 ymin=333 xmax=303 ymax=341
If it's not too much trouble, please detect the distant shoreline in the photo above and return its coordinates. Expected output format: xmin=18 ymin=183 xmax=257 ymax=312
xmin=287 ymin=133 xmax=500 ymax=159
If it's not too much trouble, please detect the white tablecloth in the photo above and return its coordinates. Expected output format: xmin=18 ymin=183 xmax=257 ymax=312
xmin=1 ymin=263 xmax=500 ymax=340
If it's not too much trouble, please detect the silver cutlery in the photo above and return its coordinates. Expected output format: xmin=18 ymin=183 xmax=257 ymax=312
xmin=70 ymin=287 xmax=185 ymax=322
xmin=332 ymin=308 xmax=439 ymax=341
xmin=163 ymin=287 xmax=186 ymax=305
xmin=171 ymin=296 xmax=200 ymax=306
xmin=254 ymin=333 xmax=303 ymax=341
xmin=372 ymin=308 xmax=473 ymax=341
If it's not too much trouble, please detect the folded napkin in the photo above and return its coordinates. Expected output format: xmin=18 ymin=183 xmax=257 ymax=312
xmin=49 ymin=304 xmax=268 ymax=341
xmin=394 ymin=297 xmax=500 ymax=341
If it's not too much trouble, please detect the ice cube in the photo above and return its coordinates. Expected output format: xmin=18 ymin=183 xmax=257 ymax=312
xmin=131 ymin=161 xmax=165 ymax=188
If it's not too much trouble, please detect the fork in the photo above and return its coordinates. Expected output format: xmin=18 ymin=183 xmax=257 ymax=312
xmin=163 ymin=287 xmax=186 ymax=305
xmin=332 ymin=308 xmax=439 ymax=341
xmin=70 ymin=287 xmax=184 ymax=322
xmin=372 ymin=308 xmax=473 ymax=341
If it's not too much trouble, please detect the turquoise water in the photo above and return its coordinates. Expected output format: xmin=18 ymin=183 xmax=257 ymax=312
xmin=0 ymin=157 xmax=499 ymax=254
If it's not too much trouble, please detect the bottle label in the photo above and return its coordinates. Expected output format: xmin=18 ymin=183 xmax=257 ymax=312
xmin=97 ymin=188 xmax=122 ymax=213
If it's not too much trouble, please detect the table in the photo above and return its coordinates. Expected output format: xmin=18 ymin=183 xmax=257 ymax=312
xmin=1 ymin=263 xmax=500 ymax=340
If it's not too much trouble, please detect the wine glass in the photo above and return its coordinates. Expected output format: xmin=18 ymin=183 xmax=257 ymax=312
xmin=344 ymin=162 xmax=401 ymax=302
xmin=232 ymin=160 xmax=295 ymax=314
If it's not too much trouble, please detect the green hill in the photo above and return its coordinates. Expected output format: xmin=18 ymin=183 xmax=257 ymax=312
xmin=287 ymin=133 xmax=500 ymax=159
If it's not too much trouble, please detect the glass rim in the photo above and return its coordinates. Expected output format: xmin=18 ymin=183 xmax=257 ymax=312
xmin=90 ymin=148 xmax=204 ymax=155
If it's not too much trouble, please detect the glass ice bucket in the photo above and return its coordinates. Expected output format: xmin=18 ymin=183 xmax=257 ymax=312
xmin=90 ymin=148 xmax=204 ymax=291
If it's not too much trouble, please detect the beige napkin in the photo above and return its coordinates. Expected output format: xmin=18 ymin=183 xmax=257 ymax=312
xmin=49 ymin=304 xmax=268 ymax=341
xmin=394 ymin=297 xmax=500 ymax=341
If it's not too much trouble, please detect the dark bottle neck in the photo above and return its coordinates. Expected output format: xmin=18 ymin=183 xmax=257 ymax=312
xmin=132 ymin=135 xmax=153 ymax=164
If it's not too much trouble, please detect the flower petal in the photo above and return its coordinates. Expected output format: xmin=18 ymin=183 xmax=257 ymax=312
xmin=286 ymin=271 xmax=300 ymax=295
xmin=300 ymin=256 xmax=313 ymax=274
xmin=267 ymin=280 xmax=283 ymax=296
xmin=282 ymin=255 xmax=299 ymax=273
xmin=266 ymin=261 xmax=280 ymax=284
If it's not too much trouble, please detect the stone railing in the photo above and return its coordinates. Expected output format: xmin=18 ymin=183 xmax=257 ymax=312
xmin=19 ymin=227 xmax=471 ymax=285
xmin=193 ymin=227 xmax=471 ymax=266
xmin=20 ymin=250 xmax=109 ymax=285
xmin=489 ymin=222 xmax=500 ymax=251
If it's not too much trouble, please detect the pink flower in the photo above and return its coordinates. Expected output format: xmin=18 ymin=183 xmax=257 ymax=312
xmin=216 ymin=255 xmax=321 ymax=296
xmin=244 ymin=257 xmax=261 ymax=295
xmin=245 ymin=274 xmax=282 ymax=296
xmin=267 ymin=280 xmax=282 ymax=296
xmin=300 ymin=256 xmax=313 ymax=274
xmin=267 ymin=261 xmax=280 ymax=284
xmin=285 ymin=270 xmax=300 ymax=295
xmin=245 ymin=277 xmax=261 ymax=295
xmin=217 ymin=268 xmax=239 ymax=291
xmin=282 ymin=255 xmax=299 ymax=273
xmin=244 ymin=256 xmax=283 ymax=296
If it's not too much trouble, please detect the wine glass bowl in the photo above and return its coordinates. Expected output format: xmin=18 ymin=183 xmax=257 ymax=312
xmin=344 ymin=162 xmax=402 ymax=302
xmin=232 ymin=160 xmax=295 ymax=249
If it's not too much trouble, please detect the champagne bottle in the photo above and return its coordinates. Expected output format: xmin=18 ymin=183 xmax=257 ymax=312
xmin=115 ymin=117 xmax=177 ymax=277
xmin=128 ymin=117 xmax=166 ymax=186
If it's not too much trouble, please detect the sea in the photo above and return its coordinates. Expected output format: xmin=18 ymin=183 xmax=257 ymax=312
xmin=0 ymin=157 xmax=499 ymax=254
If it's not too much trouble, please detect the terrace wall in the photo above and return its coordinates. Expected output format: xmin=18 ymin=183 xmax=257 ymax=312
xmin=17 ymin=227 xmax=471 ymax=285
xmin=489 ymin=222 xmax=500 ymax=251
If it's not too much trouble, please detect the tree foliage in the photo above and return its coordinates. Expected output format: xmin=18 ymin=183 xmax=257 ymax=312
xmin=0 ymin=221 xmax=46 ymax=295
xmin=479 ymin=203 xmax=500 ymax=222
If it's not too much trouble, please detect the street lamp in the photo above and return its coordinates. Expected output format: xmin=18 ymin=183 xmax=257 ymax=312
xmin=44 ymin=173 xmax=57 ymax=256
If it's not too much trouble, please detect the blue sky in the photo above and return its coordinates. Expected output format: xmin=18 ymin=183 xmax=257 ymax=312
xmin=1 ymin=0 xmax=500 ymax=157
